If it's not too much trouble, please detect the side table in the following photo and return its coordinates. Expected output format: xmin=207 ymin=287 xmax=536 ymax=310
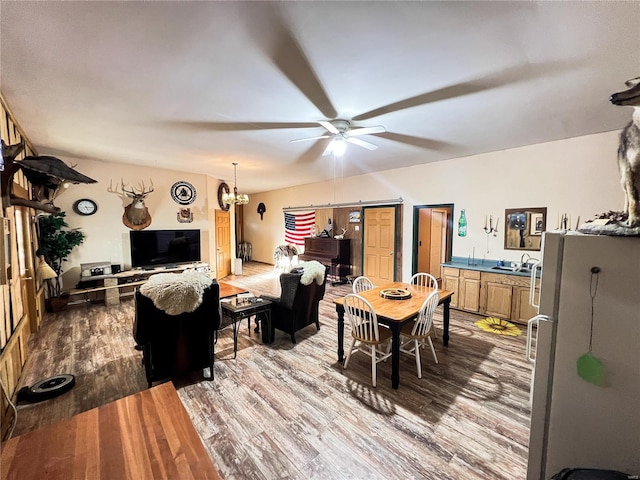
xmin=221 ymin=297 xmax=272 ymax=357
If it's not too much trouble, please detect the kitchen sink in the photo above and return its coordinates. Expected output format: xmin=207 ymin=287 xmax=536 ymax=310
xmin=491 ymin=266 xmax=532 ymax=274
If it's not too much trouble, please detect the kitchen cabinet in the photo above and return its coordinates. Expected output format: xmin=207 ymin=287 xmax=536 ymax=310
xmin=480 ymin=271 xmax=539 ymax=323
xmin=482 ymin=279 xmax=513 ymax=318
xmin=445 ymin=266 xmax=539 ymax=324
xmin=511 ymin=284 xmax=540 ymax=323
xmin=459 ymin=270 xmax=481 ymax=312
xmin=442 ymin=267 xmax=459 ymax=308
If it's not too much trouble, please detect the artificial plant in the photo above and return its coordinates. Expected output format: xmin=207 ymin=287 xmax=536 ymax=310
xmin=38 ymin=211 xmax=86 ymax=298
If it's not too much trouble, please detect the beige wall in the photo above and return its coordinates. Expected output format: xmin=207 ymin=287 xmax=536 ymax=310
xmin=58 ymin=129 xmax=622 ymax=287
xmin=244 ymin=130 xmax=623 ymax=281
xmin=53 ymin=158 xmax=215 ymax=290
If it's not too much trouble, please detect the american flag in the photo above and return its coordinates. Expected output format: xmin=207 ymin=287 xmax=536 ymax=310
xmin=284 ymin=211 xmax=315 ymax=246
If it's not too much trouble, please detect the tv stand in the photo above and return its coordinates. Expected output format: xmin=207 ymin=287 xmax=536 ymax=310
xmin=69 ymin=262 xmax=210 ymax=306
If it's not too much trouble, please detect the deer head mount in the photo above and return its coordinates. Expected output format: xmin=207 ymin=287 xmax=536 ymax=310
xmin=108 ymin=178 xmax=154 ymax=230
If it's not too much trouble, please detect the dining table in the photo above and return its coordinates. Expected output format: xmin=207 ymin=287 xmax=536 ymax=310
xmin=334 ymin=282 xmax=454 ymax=389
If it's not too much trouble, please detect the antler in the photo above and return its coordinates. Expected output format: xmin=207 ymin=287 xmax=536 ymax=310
xmin=107 ymin=178 xmax=126 ymax=197
xmin=136 ymin=179 xmax=154 ymax=197
xmin=114 ymin=178 xmax=154 ymax=198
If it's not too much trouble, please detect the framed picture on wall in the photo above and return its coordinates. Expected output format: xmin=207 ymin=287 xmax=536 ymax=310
xmin=349 ymin=211 xmax=361 ymax=223
xmin=530 ymin=213 xmax=544 ymax=235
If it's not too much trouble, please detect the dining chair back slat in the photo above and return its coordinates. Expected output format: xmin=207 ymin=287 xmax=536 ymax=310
xmin=352 ymin=276 xmax=374 ymax=294
xmin=343 ymin=293 xmax=392 ymax=387
xmin=409 ymin=272 xmax=438 ymax=289
xmin=412 ymin=290 xmax=440 ymax=337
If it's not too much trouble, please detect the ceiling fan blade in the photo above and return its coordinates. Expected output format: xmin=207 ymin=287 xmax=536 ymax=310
xmin=294 ymin=138 xmax=329 ymax=165
xmin=322 ymin=140 xmax=335 ymax=156
xmin=290 ymin=135 xmax=331 ymax=143
xmin=353 ymin=83 xmax=488 ymax=121
xmin=245 ymin=4 xmax=337 ymax=118
xmin=346 ymin=125 xmax=386 ymax=137
xmin=318 ymin=120 xmax=339 ymax=134
xmin=353 ymin=61 xmax=579 ymax=121
xmin=345 ymin=137 xmax=378 ymax=151
xmin=374 ymin=132 xmax=456 ymax=152
xmin=168 ymin=121 xmax=319 ymax=132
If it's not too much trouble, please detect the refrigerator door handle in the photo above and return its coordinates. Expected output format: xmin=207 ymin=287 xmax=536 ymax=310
xmin=526 ymin=314 xmax=550 ymax=406
xmin=529 ymin=260 xmax=542 ymax=310
xmin=526 ymin=314 xmax=549 ymax=364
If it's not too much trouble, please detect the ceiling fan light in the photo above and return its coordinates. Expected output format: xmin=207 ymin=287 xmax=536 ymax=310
xmin=332 ymin=138 xmax=346 ymax=156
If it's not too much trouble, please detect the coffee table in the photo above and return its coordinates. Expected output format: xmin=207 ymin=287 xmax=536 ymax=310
xmin=221 ymin=297 xmax=272 ymax=356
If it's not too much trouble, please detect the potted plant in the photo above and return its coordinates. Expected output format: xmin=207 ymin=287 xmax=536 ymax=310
xmin=37 ymin=211 xmax=86 ymax=312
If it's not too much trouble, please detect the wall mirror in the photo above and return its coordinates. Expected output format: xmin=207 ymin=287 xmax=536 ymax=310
xmin=504 ymin=207 xmax=547 ymax=251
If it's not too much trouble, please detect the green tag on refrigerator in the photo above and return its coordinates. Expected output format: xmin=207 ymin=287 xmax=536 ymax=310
xmin=577 ymin=352 xmax=605 ymax=386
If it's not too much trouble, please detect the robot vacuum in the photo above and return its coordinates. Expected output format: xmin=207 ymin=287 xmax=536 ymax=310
xmin=16 ymin=374 xmax=76 ymax=403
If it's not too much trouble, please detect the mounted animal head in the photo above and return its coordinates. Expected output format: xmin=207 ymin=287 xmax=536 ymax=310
xmin=108 ymin=178 xmax=154 ymax=230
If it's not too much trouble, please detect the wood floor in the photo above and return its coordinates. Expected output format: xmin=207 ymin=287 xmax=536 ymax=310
xmin=11 ymin=262 xmax=532 ymax=479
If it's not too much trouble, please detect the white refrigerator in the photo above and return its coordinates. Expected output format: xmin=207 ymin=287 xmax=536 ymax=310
xmin=527 ymin=231 xmax=640 ymax=479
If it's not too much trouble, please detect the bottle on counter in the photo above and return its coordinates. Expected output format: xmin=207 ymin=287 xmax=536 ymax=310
xmin=458 ymin=209 xmax=467 ymax=237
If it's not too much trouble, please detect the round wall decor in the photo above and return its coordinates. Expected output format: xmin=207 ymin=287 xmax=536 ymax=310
xmin=170 ymin=181 xmax=197 ymax=205
xmin=73 ymin=198 xmax=98 ymax=216
xmin=217 ymin=182 xmax=230 ymax=211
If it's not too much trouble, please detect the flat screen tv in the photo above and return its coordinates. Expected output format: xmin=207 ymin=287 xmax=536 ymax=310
xmin=130 ymin=229 xmax=201 ymax=269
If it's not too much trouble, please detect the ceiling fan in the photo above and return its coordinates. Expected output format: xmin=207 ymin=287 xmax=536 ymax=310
xmin=290 ymin=120 xmax=386 ymax=156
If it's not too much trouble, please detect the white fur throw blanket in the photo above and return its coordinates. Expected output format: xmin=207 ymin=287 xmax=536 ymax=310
xmin=299 ymin=260 xmax=326 ymax=286
xmin=140 ymin=270 xmax=212 ymax=315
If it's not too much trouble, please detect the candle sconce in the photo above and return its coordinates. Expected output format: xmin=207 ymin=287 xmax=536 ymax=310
xmin=483 ymin=214 xmax=500 ymax=236
xmin=483 ymin=214 xmax=499 ymax=254
xmin=558 ymin=213 xmax=580 ymax=230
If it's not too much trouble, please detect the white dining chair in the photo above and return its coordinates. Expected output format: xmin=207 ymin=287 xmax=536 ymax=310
xmin=409 ymin=272 xmax=438 ymax=289
xmin=409 ymin=272 xmax=440 ymax=339
xmin=396 ymin=290 xmax=440 ymax=378
xmin=352 ymin=276 xmax=374 ymax=294
xmin=343 ymin=294 xmax=392 ymax=387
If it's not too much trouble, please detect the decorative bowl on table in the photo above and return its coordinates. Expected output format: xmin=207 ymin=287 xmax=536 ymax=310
xmin=379 ymin=288 xmax=412 ymax=300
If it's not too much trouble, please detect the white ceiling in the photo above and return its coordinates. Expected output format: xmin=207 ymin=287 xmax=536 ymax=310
xmin=1 ymin=1 xmax=639 ymax=194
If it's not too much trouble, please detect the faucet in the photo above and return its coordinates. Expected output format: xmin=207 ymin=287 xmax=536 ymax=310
xmin=517 ymin=253 xmax=531 ymax=271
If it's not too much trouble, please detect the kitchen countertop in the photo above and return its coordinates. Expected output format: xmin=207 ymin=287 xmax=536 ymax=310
xmin=441 ymin=258 xmax=540 ymax=277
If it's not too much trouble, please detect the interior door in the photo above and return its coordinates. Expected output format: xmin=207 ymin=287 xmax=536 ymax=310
xmin=363 ymin=207 xmax=396 ymax=286
xmin=415 ymin=206 xmax=452 ymax=282
xmin=215 ymin=210 xmax=231 ymax=279
xmin=429 ymin=209 xmax=447 ymax=280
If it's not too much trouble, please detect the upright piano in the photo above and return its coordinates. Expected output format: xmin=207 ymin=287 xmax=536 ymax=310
xmin=299 ymin=237 xmax=351 ymax=283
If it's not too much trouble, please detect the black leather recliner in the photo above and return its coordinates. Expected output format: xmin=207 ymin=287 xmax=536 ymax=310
xmin=263 ymin=267 xmax=328 ymax=343
xmin=133 ymin=280 xmax=221 ymax=387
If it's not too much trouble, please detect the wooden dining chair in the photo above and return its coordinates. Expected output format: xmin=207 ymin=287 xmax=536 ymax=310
xmin=352 ymin=276 xmax=374 ymax=294
xmin=396 ymin=290 xmax=440 ymax=378
xmin=343 ymin=294 xmax=392 ymax=387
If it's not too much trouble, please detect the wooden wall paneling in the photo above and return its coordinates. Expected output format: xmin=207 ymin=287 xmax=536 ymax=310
xmin=0 ymin=94 xmax=40 ymax=439
xmin=6 ymin=211 xmax=24 ymax=334
xmin=1 ymin=108 xmax=9 ymax=144
xmin=332 ymin=207 xmax=362 ymax=277
xmin=0 ymin=286 xmax=8 ymax=349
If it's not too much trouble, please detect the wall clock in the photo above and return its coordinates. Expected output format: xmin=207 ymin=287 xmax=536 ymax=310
xmin=170 ymin=181 xmax=197 ymax=205
xmin=217 ymin=182 xmax=230 ymax=211
xmin=73 ymin=198 xmax=98 ymax=216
